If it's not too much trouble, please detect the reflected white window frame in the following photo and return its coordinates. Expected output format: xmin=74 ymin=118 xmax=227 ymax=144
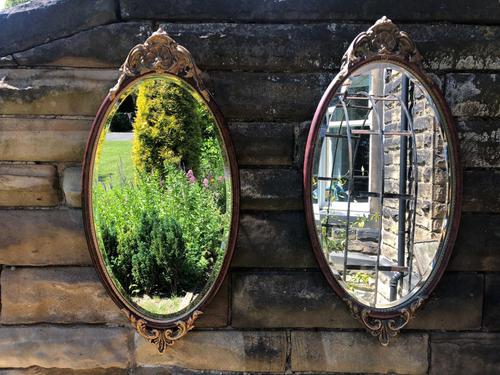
xmin=315 ymin=74 xmax=378 ymax=223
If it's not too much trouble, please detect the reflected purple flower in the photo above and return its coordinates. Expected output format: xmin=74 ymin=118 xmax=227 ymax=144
xmin=186 ymin=169 xmax=196 ymax=184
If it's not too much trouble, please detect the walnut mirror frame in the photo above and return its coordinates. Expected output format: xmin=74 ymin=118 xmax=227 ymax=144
xmin=82 ymin=28 xmax=239 ymax=352
xmin=303 ymin=17 xmax=462 ymax=345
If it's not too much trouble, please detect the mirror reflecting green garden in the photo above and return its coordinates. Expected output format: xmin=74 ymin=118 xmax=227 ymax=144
xmin=92 ymin=76 xmax=231 ymax=317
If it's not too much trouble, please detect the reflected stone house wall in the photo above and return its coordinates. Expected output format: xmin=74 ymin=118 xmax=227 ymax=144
xmin=381 ymin=70 xmax=448 ymax=299
xmin=0 ymin=0 xmax=499 ymax=373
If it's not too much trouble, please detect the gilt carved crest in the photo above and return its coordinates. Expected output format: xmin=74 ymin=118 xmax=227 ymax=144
xmin=109 ymin=28 xmax=209 ymax=101
xmin=340 ymin=16 xmax=423 ymax=77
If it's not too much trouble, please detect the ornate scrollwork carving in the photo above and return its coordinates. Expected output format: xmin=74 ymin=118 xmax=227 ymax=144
xmin=345 ymin=297 xmax=425 ymax=346
xmin=109 ymin=27 xmax=209 ymax=101
xmin=339 ymin=16 xmax=423 ymax=79
xmin=124 ymin=309 xmax=202 ymax=352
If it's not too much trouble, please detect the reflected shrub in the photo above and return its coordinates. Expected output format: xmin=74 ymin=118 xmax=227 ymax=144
xmin=132 ymin=80 xmax=203 ymax=176
xmin=94 ymin=166 xmax=228 ymax=298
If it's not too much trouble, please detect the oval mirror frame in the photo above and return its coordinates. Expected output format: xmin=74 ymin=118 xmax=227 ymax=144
xmin=82 ymin=28 xmax=239 ymax=352
xmin=303 ymin=17 xmax=462 ymax=345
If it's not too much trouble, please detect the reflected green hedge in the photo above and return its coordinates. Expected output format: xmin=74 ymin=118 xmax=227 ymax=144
xmin=93 ymin=167 xmax=228 ymax=297
xmin=132 ymin=80 xmax=203 ymax=176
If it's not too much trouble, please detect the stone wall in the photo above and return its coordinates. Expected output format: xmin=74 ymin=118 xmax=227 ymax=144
xmin=0 ymin=0 xmax=499 ymax=373
xmin=381 ymin=70 xmax=447 ymax=291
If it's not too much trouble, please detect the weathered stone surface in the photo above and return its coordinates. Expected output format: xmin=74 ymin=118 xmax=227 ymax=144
xmin=445 ymin=73 xmax=500 ymax=118
xmin=0 ymin=70 xmax=330 ymax=121
xmin=13 ymin=22 xmax=499 ymax=71
xmin=13 ymin=23 xmax=153 ymax=68
xmin=0 ymin=326 xmax=130 ymax=369
xmin=407 ymin=272 xmax=483 ymax=330
xmin=240 ymin=168 xmax=302 ymax=210
xmin=132 ymin=368 xmax=239 ymax=375
xmin=196 ymin=278 xmax=229 ymax=328
xmin=232 ymin=211 xmax=316 ymax=268
xmin=164 ymin=23 xmax=500 ymax=72
xmin=208 ymin=72 xmax=334 ymax=121
xmin=0 ymin=55 xmax=16 ymax=67
xmin=0 ymin=69 xmax=117 ymax=116
xmin=162 ymin=23 xmax=359 ymax=72
xmin=135 ymin=331 xmax=286 ymax=372
xmin=0 ymin=117 xmax=91 ymax=162
xmin=431 ymin=333 xmax=500 ymax=375
xmin=406 ymin=24 xmax=500 ymax=71
xmin=0 ymin=0 xmax=117 ymax=56
xmin=0 ymin=369 xmax=126 ymax=374
xmin=463 ymin=169 xmax=500 ymax=213
xmin=293 ymin=121 xmax=310 ymax=168
xmin=229 ymin=122 xmax=295 ymax=166
xmin=0 ymin=164 xmax=59 ymax=206
xmin=231 ymin=271 xmax=357 ymax=328
xmin=0 ymin=209 xmax=90 ymax=266
xmin=484 ymin=274 xmax=500 ymax=330
xmin=63 ymin=166 xmax=82 ymax=207
xmin=121 ymin=0 xmax=500 ymax=23
xmin=0 ymin=267 xmax=124 ymax=324
xmin=449 ymin=214 xmax=500 ymax=271
xmin=458 ymin=119 xmax=500 ymax=168
xmin=291 ymin=331 xmax=428 ymax=373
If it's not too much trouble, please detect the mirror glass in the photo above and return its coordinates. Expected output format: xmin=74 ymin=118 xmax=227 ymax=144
xmin=312 ymin=62 xmax=450 ymax=308
xmin=91 ymin=75 xmax=231 ymax=318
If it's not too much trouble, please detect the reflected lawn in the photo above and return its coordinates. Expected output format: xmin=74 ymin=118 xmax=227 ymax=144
xmin=132 ymin=293 xmax=196 ymax=315
xmin=97 ymin=138 xmax=134 ymax=184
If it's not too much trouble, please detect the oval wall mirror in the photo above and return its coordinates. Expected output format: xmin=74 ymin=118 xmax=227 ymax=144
xmin=303 ymin=17 xmax=461 ymax=345
xmin=82 ymin=28 xmax=239 ymax=352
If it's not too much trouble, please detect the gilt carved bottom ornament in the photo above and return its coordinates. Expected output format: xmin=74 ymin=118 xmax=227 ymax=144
xmin=124 ymin=309 xmax=203 ymax=352
xmin=345 ymin=297 xmax=425 ymax=346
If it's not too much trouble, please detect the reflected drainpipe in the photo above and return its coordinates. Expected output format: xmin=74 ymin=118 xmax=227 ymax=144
xmin=390 ymin=74 xmax=410 ymax=302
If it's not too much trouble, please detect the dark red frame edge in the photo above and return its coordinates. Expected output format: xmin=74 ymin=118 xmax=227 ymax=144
xmin=82 ymin=73 xmax=240 ymax=329
xmin=303 ymin=56 xmax=463 ymax=319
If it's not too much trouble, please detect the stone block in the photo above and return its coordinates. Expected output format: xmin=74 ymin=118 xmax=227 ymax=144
xmin=120 ymin=0 xmax=500 ymax=23
xmin=229 ymin=122 xmax=295 ymax=166
xmin=291 ymin=331 xmax=428 ymax=374
xmin=13 ymin=23 xmax=153 ymax=68
xmin=463 ymin=169 xmax=500 ymax=213
xmin=293 ymin=121 xmax=309 ymax=168
xmin=9 ymin=22 xmax=500 ymax=72
xmin=232 ymin=211 xmax=316 ymax=268
xmin=430 ymin=333 xmax=500 ymax=375
xmin=0 ymin=55 xmax=16 ymax=67
xmin=208 ymin=72 xmax=334 ymax=121
xmin=0 ymin=117 xmax=91 ymax=162
xmin=135 ymin=331 xmax=286 ymax=372
xmin=0 ymin=326 xmax=130 ymax=369
xmin=0 ymin=164 xmax=59 ymax=206
xmin=0 ymin=69 xmax=117 ymax=116
xmin=484 ymin=274 xmax=500 ymax=330
xmin=0 ymin=209 xmax=90 ymax=266
xmin=458 ymin=119 xmax=500 ymax=168
xmin=195 ymin=278 xmax=229 ymax=328
xmin=240 ymin=168 xmax=302 ymax=210
xmin=62 ymin=166 xmax=82 ymax=208
xmin=407 ymin=272 xmax=483 ymax=330
xmin=231 ymin=271 xmax=357 ymax=328
xmin=445 ymin=73 xmax=500 ymax=118
xmin=0 ymin=369 xmax=126 ymax=374
xmin=0 ymin=267 xmax=124 ymax=324
xmin=0 ymin=0 xmax=117 ymax=56
xmin=449 ymin=214 xmax=500 ymax=271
